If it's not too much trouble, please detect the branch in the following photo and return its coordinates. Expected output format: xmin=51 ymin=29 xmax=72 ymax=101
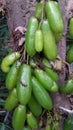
xmin=59 ymin=106 xmax=73 ymax=114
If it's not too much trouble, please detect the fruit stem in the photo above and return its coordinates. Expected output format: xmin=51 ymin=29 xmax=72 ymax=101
xmin=39 ymin=0 xmax=45 ymax=29
xmin=27 ymin=55 xmax=29 ymax=64
xmin=23 ymin=48 xmax=26 ymax=61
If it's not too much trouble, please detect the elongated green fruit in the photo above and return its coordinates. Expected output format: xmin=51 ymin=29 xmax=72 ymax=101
xmin=27 ymin=112 xmax=37 ymax=129
xmin=66 ymin=44 xmax=73 ymax=63
xmin=35 ymin=29 xmax=43 ymax=52
xmin=69 ymin=18 xmax=73 ymax=37
xmin=28 ymin=95 xmax=42 ymax=117
xmin=35 ymin=2 xmax=43 ymax=19
xmin=29 ymin=58 xmax=37 ymax=68
xmin=42 ymin=58 xmax=52 ymax=69
xmin=45 ymin=1 xmax=64 ymax=33
xmin=34 ymin=68 xmax=58 ymax=92
xmin=1 ymin=52 xmax=21 ymax=73
xmin=44 ymin=66 xmax=58 ymax=82
xmin=60 ymin=79 xmax=73 ymax=93
xmin=41 ymin=20 xmax=58 ymax=60
xmin=33 ymin=68 xmax=53 ymax=92
xmin=6 ymin=61 xmax=21 ymax=90
xmin=52 ymin=1 xmax=63 ymax=18
xmin=50 ymin=81 xmax=58 ymax=92
xmin=32 ymin=77 xmax=53 ymax=110
xmin=42 ymin=58 xmax=58 ymax=82
xmin=12 ymin=105 xmax=26 ymax=130
xmin=44 ymin=68 xmax=58 ymax=82
xmin=25 ymin=17 xmax=38 ymax=56
xmin=54 ymin=33 xmax=63 ymax=42
xmin=17 ymin=64 xmax=32 ymax=105
xmin=47 ymin=1 xmax=63 ymax=42
xmin=4 ymin=88 xmax=18 ymax=111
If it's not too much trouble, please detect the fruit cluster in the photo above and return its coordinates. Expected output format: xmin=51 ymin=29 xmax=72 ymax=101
xmin=26 ymin=0 xmax=64 ymax=59
xmin=1 ymin=51 xmax=59 ymax=130
xmin=1 ymin=0 xmax=73 ymax=130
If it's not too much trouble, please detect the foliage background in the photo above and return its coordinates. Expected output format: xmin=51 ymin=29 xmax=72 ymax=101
xmin=0 ymin=12 xmax=9 ymax=87
xmin=0 ymin=12 xmax=12 ymax=129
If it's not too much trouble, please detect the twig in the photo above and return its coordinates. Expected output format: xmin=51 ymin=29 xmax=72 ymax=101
xmin=62 ymin=60 xmax=71 ymax=79
xmin=38 ymin=0 xmax=45 ymax=29
xmin=59 ymin=106 xmax=73 ymax=114
xmin=3 ymin=112 xmax=9 ymax=123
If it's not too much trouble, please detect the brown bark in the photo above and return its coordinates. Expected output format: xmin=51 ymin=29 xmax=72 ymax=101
xmin=6 ymin=0 xmax=36 ymax=32
xmin=4 ymin=0 xmax=36 ymax=50
xmin=58 ymin=0 xmax=68 ymax=85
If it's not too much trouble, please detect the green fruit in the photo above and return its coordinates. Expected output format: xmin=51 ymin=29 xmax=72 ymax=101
xmin=66 ymin=44 xmax=73 ymax=63
xmin=4 ymin=88 xmax=18 ymax=111
xmin=60 ymin=79 xmax=73 ymax=93
xmin=42 ymin=58 xmax=52 ymax=69
xmin=69 ymin=18 xmax=73 ymax=37
xmin=29 ymin=58 xmax=37 ymax=68
xmin=6 ymin=61 xmax=21 ymax=90
xmin=33 ymin=68 xmax=53 ymax=91
xmin=27 ymin=112 xmax=37 ymax=129
xmin=53 ymin=1 xmax=63 ymax=18
xmin=44 ymin=67 xmax=58 ymax=82
xmin=50 ymin=81 xmax=58 ymax=92
xmin=28 ymin=95 xmax=42 ymax=117
xmin=1 ymin=52 xmax=21 ymax=73
xmin=41 ymin=20 xmax=58 ymax=60
xmin=35 ymin=29 xmax=43 ymax=52
xmin=42 ymin=58 xmax=58 ymax=82
xmin=32 ymin=76 xmax=53 ymax=110
xmin=17 ymin=64 xmax=32 ymax=105
xmin=54 ymin=33 xmax=63 ymax=42
xmin=25 ymin=17 xmax=38 ymax=56
xmin=45 ymin=1 xmax=64 ymax=33
xmin=12 ymin=105 xmax=26 ymax=130
xmin=34 ymin=68 xmax=58 ymax=92
xmin=35 ymin=2 xmax=43 ymax=19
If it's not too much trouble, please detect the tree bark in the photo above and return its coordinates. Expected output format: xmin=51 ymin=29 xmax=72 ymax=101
xmin=4 ymin=0 xmax=36 ymax=50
